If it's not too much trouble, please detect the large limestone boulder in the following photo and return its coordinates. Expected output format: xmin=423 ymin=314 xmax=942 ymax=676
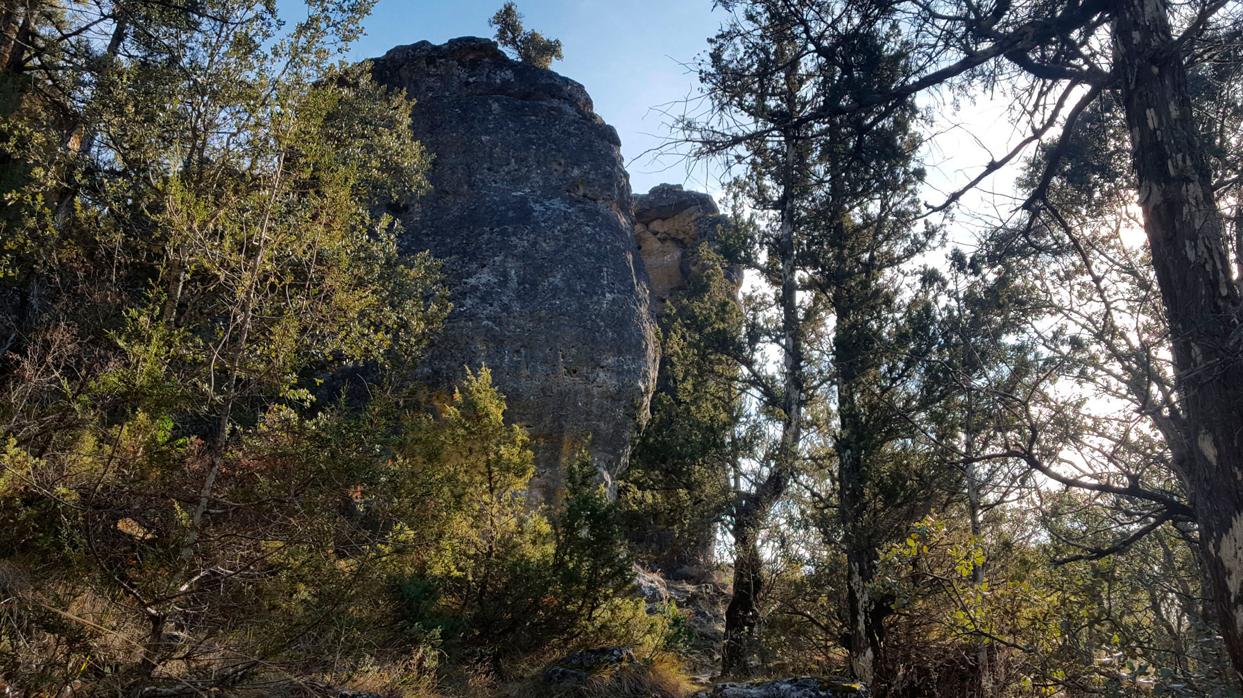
xmin=369 ymin=38 xmax=659 ymax=502
xmin=542 ymin=647 xmax=638 ymax=686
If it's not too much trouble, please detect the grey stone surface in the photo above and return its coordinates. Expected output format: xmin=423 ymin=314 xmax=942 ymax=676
xmin=541 ymin=647 xmax=638 ymax=687
xmin=635 ymin=184 xmax=720 ymax=225
xmin=369 ymin=38 xmax=659 ymax=502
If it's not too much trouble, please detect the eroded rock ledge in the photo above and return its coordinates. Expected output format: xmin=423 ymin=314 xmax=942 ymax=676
xmin=634 ymin=183 xmax=734 ymax=312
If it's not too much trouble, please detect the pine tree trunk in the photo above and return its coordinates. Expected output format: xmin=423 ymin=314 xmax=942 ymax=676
xmin=0 ymin=0 xmax=34 ymax=76
xmin=844 ymin=530 xmax=881 ymax=684
xmin=961 ymin=329 xmax=992 ymax=697
xmin=1111 ymin=0 xmax=1243 ymax=683
xmin=721 ymin=132 xmax=802 ymax=676
xmin=839 ymin=437 xmax=883 ymax=683
xmin=723 ymin=517 xmax=764 ymax=673
xmin=836 ymin=301 xmax=883 ymax=684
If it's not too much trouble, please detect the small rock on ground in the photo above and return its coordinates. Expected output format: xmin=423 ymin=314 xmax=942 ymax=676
xmin=696 ymin=677 xmax=867 ymax=697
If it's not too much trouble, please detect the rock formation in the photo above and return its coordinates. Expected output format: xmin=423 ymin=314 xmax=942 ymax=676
xmin=369 ymin=37 xmax=659 ymax=502
xmin=631 ymin=184 xmax=739 ymax=578
xmin=541 ymin=647 xmax=639 ymax=687
xmin=634 ymin=184 xmax=736 ymax=312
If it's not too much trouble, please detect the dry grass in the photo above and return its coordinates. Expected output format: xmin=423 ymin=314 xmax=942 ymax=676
xmin=319 ymin=647 xmax=443 ymax=698
xmin=506 ymin=653 xmax=697 ymax=698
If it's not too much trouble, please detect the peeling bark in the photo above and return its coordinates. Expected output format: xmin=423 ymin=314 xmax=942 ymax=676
xmin=836 ymin=299 xmax=885 ymax=685
xmin=0 ymin=0 xmax=35 ymax=76
xmin=1111 ymin=0 xmax=1243 ymax=682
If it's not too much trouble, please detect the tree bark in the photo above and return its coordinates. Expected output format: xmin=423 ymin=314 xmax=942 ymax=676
xmin=966 ymin=454 xmax=993 ymax=697
xmin=835 ymin=299 xmax=884 ymax=685
xmin=723 ymin=515 xmax=765 ymax=672
xmin=721 ymin=131 xmax=803 ymax=676
xmin=958 ymin=303 xmax=993 ymax=697
xmin=0 ymin=0 xmax=34 ymax=76
xmin=1111 ymin=0 xmax=1243 ymax=683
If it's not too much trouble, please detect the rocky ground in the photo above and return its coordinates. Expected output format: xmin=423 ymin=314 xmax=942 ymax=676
xmin=519 ymin=566 xmax=866 ymax=697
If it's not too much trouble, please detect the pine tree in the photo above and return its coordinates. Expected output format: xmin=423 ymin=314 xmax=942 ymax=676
xmin=683 ymin=0 xmax=934 ymax=678
xmin=689 ymin=0 xmax=1243 ymax=680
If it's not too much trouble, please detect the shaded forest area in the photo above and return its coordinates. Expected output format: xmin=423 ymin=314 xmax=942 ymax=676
xmin=2 ymin=0 xmax=1242 ymax=696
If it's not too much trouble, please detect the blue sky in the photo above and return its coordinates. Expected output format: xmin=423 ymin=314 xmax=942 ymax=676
xmin=276 ymin=1 xmax=1021 ymax=224
xmin=292 ymin=1 xmax=729 ymax=194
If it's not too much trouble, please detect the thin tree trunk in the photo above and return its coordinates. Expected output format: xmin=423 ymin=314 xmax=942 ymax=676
xmin=181 ymin=154 xmax=284 ymax=558
xmin=721 ymin=131 xmax=802 ymax=676
xmin=723 ymin=515 xmax=764 ymax=672
xmin=966 ymin=454 xmax=992 ymax=697
xmin=835 ymin=301 xmax=882 ymax=685
xmin=958 ymin=300 xmax=992 ymax=698
xmin=1111 ymin=0 xmax=1243 ymax=684
xmin=1232 ymin=184 xmax=1242 ymax=290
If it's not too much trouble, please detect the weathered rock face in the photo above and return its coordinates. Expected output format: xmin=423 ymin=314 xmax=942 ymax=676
xmin=633 ymin=184 xmax=734 ymax=312
xmin=631 ymin=184 xmax=738 ymax=578
xmin=369 ymin=37 xmax=659 ymax=502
